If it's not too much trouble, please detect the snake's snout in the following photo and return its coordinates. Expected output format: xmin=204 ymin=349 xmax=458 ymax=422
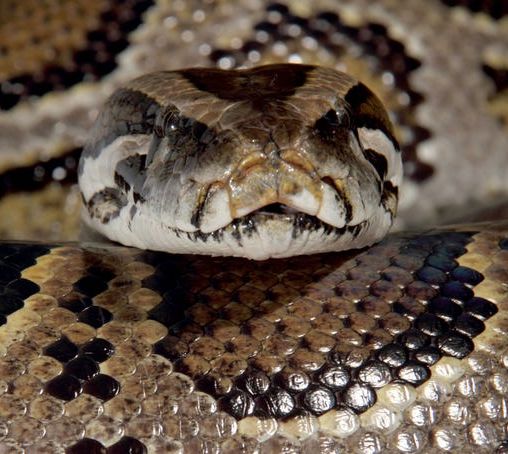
xmin=190 ymin=149 xmax=355 ymax=233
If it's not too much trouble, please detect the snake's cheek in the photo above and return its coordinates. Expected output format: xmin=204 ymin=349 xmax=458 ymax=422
xmin=296 ymin=131 xmax=387 ymax=227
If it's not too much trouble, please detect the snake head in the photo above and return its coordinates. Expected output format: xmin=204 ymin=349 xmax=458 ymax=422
xmin=79 ymin=64 xmax=402 ymax=259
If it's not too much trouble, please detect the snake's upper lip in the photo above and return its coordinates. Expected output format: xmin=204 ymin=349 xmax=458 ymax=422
xmin=187 ymin=180 xmax=352 ymax=234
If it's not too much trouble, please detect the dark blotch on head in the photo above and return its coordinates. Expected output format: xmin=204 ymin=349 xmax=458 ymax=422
xmin=381 ymin=181 xmax=398 ymax=202
xmin=86 ymin=187 xmax=127 ymax=223
xmin=363 ymin=148 xmax=388 ymax=179
xmin=345 ymin=82 xmax=398 ymax=149
xmin=181 ymin=64 xmax=312 ymax=102
xmin=82 ymin=89 xmax=160 ymax=162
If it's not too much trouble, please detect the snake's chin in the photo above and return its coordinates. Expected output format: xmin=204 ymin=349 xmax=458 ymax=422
xmin=82 ymin=199 xmax=394 ymax=260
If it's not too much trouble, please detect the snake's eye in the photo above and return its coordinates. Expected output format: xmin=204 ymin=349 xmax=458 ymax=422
xmin=314 ymin=109 xmax=351 ymax=141
xmin=154 ymin=107 xmax=180 ymax=137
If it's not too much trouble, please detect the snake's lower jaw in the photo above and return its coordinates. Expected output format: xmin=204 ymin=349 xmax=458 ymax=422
xmin=82 ymin=201 xmax=393 ymax=260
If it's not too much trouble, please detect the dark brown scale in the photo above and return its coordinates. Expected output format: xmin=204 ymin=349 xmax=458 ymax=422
xmin=44 ymin=337 xmax=79 ymax=363
xmin=257 ymin=387 xmax=295 ymax=417
xmin=302 ymin=386 xmax=336 ymax=414
xmin=67 ymin=438 xmax=106 ymax=454
xmin=396 ymin=361 xmax=430 ymax=385
xmin=425 ymin=254 xmax=459 ymax=272
xmin=78 ymin=306 xmax=113 ymax=328
xmin=437 ymin=331 xmax=475 ymax=358
xmin=219 ymin=390 xmax=256 ymax=419
xmin=377 ymin=343 xmax=408 ymax=367
xmin=414 ymin=346 xmax=441 ymax=365
xmin=440 ymin=281 xmax=475 ymax=301
xmin=58 ymin=292 xmax=93 ymax=313
xmin=451 ymin=266 xmax=484 ymax=285
xmin=341 ymin=382 xmax=376 ymax=413
xmin=108 ymin=437 xmax=148 ymax=454
xmin=357 ymin=360 xmax=392 ymax=388
xmin=441 ymin=0 xmax=508 ymax=19
xmin=454 ymin=313 xmax=485 ymax=337
xmin=428 ymin=297 xmax=463 ymax=321
xmin=464 ymin=297 xmax=498 ymax=319
xmin=317 ymin=365 xmax=350 ymax=389
xmin=83 ymin=374 xmax=120 ymax=401
xmin=276 ymin=368 xmax=311 ymax=392
xmin=64 ymin=356 xmax=100 ymax=381
xmin=45 ymin=374 xmax=83 ymax=401
xmin=81 ymin=338 xmax=115 ymax=362
xmin=398 ymin=329 xmax=430 ymax=351
xmin=239 ymin=369 xmax=271 ymax=395
xmin=416 ymin=266 xmax=448 ymax=285
xmin=0 ymin=294 xmax=24 ymax=317
xmin=414 ymin=313 xmax=449 ymax=337
xmin=73 ymin=275 xmax=109 ymax=298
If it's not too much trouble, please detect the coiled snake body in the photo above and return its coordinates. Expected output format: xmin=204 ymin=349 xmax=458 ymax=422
xmin=0 ymin=1 xmax=507 ymax=453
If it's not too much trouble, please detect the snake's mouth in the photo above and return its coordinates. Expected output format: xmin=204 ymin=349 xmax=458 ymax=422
xmin=243 ymin=203 xmax=346 ymax=232
xmin=171 ymin=204 xmax=372 ymax=259
xmin=253 ymin=203 xmax=302 ymax=216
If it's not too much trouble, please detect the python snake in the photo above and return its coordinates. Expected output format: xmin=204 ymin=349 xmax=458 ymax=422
xmin=0 ymin=0 xmax=508 ymax=453
xmin=79 ymin=64 xmax=402 ymax=259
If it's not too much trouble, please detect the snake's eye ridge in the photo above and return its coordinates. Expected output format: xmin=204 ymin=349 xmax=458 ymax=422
xmin=314 ymin=109 xmax=350 ymax=141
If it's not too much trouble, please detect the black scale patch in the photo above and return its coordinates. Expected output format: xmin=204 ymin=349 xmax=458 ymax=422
xmin=67 ymin=436 xmax=146 ymax=454
xmin=42 ymin=263 xmax=120 ymax=404
xmin=181 ymin=64 xmax=310 ymax=101
xmin=0 ymin=246 xmax=123 ymax=443
xmin=362 ymin=148 xmax=388 ymax=179
xmin=0 ymin=244 xmax=49 ymax=325
xmin=344 ymin=83 xmax=399 ymax=150
xmin=440 ymin=0 xmax=508 ymax=19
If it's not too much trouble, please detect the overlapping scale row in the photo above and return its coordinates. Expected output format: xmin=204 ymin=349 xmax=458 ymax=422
xmin=0 ymin=225 xmax=505 ymax=452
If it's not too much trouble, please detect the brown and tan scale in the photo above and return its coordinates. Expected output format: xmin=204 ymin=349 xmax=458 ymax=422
xmin=0 ymin=222 xmax=504 ymax=452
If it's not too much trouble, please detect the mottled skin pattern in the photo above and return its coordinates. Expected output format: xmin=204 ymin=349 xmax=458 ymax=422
xmin=0 ymin=0 xmax=507 ymax=453
xmin=0 ymin=224 xmax=507 ymax=452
